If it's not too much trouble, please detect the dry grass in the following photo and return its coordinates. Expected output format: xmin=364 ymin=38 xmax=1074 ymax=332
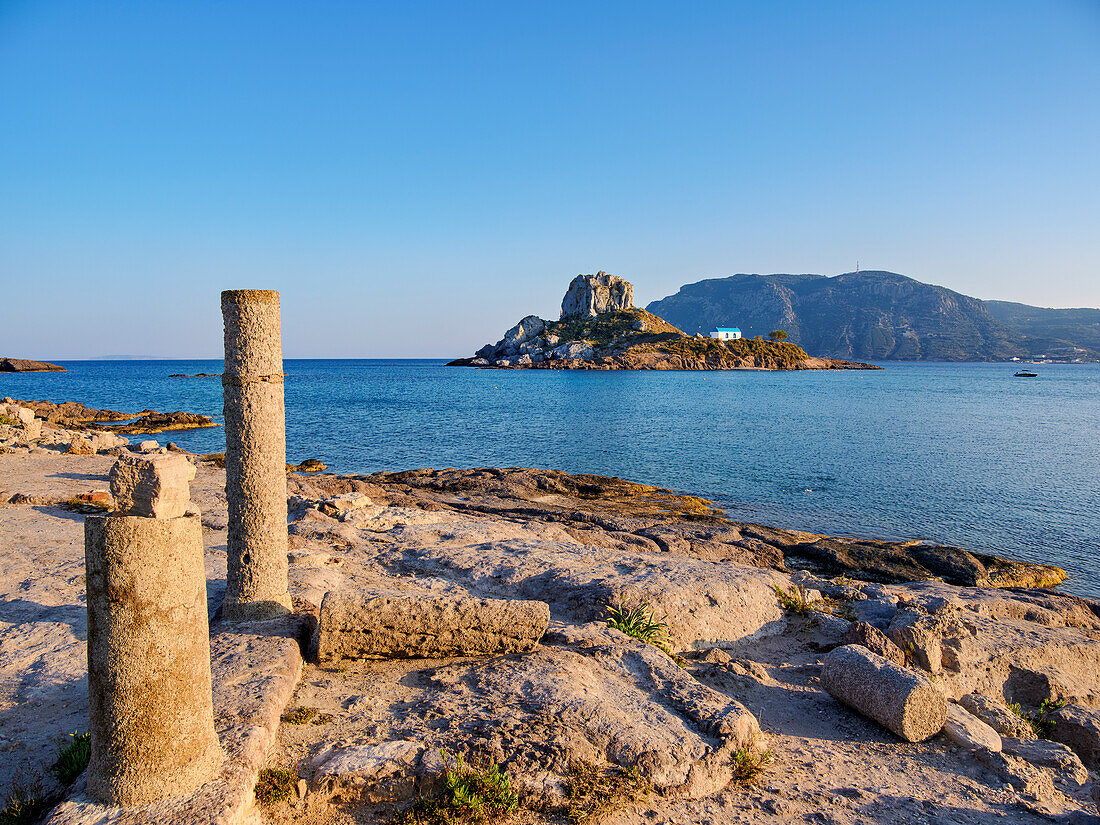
xmin=565 ymin=761 xmax=649 ymax=824
xmin=255 ymin=768 xmax=296 ymax=806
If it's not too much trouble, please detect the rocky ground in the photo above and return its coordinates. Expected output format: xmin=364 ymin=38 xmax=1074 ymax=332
xmin=1 ymin=410 xmax=1099 ymax=825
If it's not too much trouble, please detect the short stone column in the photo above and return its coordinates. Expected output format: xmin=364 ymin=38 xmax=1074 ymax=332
xmin=85 ymin=455 xmax=222 ymax=805
xmin=220 ymin=289 xmax=292 ymax=619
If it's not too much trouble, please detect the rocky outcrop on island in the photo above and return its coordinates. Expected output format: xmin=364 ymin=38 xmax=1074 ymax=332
xmin=449 ymin=272 xmax=880 ymax=371
xmin=0 ymin=357 xmax=65 ymax=372
xmin=560 ymin=270 xmax=634 ymax=318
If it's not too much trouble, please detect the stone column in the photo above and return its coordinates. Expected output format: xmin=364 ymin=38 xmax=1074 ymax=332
xmin=220 ymin=289 xmax=292 ymax=619
xmin=85 ymin=456 xmax=221 ymax=806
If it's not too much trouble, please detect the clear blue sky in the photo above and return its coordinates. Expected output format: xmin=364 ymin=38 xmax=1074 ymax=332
xmin=2 ymin=1 xmax=1098 ymax=358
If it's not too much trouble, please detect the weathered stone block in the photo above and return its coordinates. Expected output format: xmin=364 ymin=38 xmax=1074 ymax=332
xmin=821 ymin=644 xmax=947 ymax=742
xmin=959 ymin=693 xmax=1036 ymax=740
xmin=109 ymin=453 xmax=192 ymax=519
xmin=844 ymin=620 xmax=908 ymax=667
xmin=316 ymin=592 xmax=550 ymax=662
xmin=943 ymin=703 xmax=1001 ymax=752
xmin=1048 ymin=704 xmax=1100 ymax=771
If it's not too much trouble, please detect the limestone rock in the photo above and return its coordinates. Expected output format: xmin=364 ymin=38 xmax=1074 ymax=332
xmin=319 ymin=493 xmax=372 ymax=517
xmin=310 ymin=739 xmax=431 ymax=803
xmin=138 ymin=439 xmax=160 ymax=452
xmin=1047 ymin=705 xmax=1100 ymax=770
xmin=844 ymin=620 xmax=908 ymax=667
xmin=942 ymin=703 xmax=1001 ymax=751
xmin=1003 ymin=737 xmax=1089 ymax=787
xmin=551 ymin=341 xmax=595 ymax=360
xmin=500 ymin=315 xmax=546 ymax=349
xmin=959 ymin=693 xmax=1036 ymax=740
xmin=316 ymin=592 xmax=551 ymax=662
xmin=68 ymin=436 xmax=96 ymax=455
xmin=821 ymin=644 xmax=947 ymax=742
xmin=560 ymin=271 xmax=634 ymax=319
xmin=109 ymin=453 xmax=193 ymax=519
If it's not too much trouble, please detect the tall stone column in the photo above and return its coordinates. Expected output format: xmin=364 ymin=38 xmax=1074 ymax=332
xmin=85 ymin=455 xmax=222 ymax=805
xmin=221 ymin=289 xmax=292 ymax=619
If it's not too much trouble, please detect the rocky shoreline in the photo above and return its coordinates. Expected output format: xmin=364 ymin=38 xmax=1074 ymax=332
xmin=449 ymin=272 xmax=881 ymax=371
xmin=2 ymin=405 xmax=1099 ymax=825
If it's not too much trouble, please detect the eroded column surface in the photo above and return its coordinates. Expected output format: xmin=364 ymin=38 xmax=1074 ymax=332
xmin=85 ymin=510 xmax=222 ymax=806
xmin=221 ymin=289 xmax=292 ymax=619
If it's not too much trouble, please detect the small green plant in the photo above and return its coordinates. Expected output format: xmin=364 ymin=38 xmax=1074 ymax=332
xmin=606 ymin=599 xmax=670 ymax=648
xmin=254 ymin=767 xmax=296 ymax=806
xmin=51 ymin=732 xmax=91 ymax=785
xmin=0 ymin=414 xmax=19 ymax=427
xmin=773 ymin=583 xmax=815 ymax=615
xmin=768 ymin=330 xmax=788 ymax=342
xmin=565 ymin=761 xmax=648 ymax=824
xmin=1031 ymin=698 xmax=1067 ymax=738
xmin=281 ymin=706 xmax=318 ymax=725
xmin=733 ymin=738 xmax=774 ymax=782
xmin=399 ymin=751 xmax=518 ymax=824
xmin=0 ymin=784 xmax=48 ymax=825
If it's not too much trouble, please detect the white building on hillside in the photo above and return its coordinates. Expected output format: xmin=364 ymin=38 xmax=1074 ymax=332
xmin=709 ymin=327 xmax=742 ymax=340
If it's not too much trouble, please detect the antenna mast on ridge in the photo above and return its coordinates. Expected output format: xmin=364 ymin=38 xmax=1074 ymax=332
xmin=855 ymin=260 xmax=860 ymax=274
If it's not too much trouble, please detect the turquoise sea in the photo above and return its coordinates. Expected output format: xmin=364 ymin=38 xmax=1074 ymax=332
xmin=4 ymin=360 xmax=1098 ymax=599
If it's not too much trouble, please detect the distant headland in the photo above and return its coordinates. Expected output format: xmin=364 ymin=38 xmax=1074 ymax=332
xmin=449 ymin=272 xmax=880 ymax=371
xmin=0 ymin=357 xmax=65 ymax=373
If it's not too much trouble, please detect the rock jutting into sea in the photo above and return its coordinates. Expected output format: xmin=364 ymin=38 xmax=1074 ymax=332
xmin=448 ymin=271 xmax=881 ymax=371
xmin=1 ymin=398 xmax=217 ymax=434
xmin=0 ymin=357 xmax=65 ymax=372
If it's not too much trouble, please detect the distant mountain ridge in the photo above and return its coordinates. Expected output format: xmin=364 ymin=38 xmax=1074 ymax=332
xmin=646 ymin=271 xmax=1099 ymax=362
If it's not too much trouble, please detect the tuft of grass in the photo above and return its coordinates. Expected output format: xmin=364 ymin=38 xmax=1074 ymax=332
xmin=51 ymin=732 xmax=90 ymax=785
xmin=1007 ymin=699 xmax=1067 ymax=738
xmin=733 ymin=739 xmax=775 ymax=783
xmin=399 ymin=751 xmax=517 ymax=824
xmin=281 ymin=706 xmax=318 ymax=725
xmin=565 ymin=761 xmax=648 ymax=824
xmin=0 ymin=415 xmax=20 ymax=427
xmin=255 ymin=768 xmax=296 ymax=806
xmin=0 ymin=784 xmax=49 ymax=825
xmin=606 ymin=599 xmax=669 ymax=648
xmin=773 ymin=583 xmax=816 ymax=615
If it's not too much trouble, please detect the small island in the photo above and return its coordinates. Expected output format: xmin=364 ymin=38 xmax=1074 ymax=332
xmin=0 ymin=357 xmax=65 ymax=372
xmin=449 ymin=272 xmax=881 ymax=371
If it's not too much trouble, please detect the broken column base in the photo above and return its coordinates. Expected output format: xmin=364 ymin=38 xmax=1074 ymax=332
xmin=85 ymin=512 xmax=222 ymax=806
xmin=315 ymin=592 xmax=551 ymax=662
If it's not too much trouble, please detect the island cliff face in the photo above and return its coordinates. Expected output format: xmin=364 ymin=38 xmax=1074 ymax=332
xmin=449 ymin=272 xmax=880 ymax=371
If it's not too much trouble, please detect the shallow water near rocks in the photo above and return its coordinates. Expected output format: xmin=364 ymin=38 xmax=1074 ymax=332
xmin=4 ymin=359 xmax=1098 ymax=598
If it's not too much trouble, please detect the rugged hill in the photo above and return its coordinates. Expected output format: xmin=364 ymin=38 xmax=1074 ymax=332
xmin=450 ymin=272 xmax=879 ymax=371
xmin=984 ymin=300 xmax=1100 ymax=357
xmin=646 ymin=271 xmax=1042 ymax=362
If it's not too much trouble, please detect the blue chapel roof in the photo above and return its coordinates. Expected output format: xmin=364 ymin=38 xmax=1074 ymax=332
xmin=713 ymin=327 xmax=741 ymax=332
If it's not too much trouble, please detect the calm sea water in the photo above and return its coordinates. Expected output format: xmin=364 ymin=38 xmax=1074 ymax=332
xmin=4 ymin=360 xmax=1098 ymax=598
